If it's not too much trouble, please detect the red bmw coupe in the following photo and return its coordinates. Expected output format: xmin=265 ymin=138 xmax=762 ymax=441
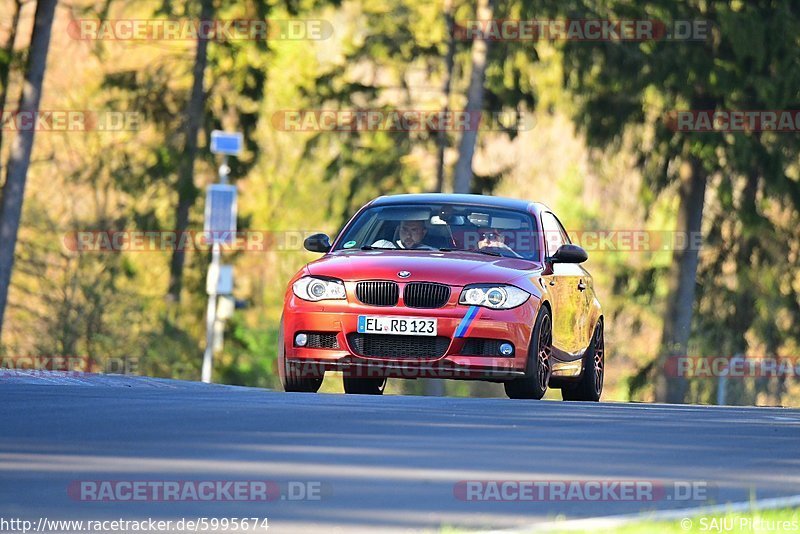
xmin=279 ymin=194 xmax=604 ymax=400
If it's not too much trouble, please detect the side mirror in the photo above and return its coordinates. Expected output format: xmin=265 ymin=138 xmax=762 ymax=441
xmin=548 ymin=244 xmax=588 ymax=264
xmin=304 ymin=233 xmax=332 ymax=253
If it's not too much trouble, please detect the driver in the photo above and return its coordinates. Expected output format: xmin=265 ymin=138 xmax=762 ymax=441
xmin=372 ymin=219 xmax=431 ymax=249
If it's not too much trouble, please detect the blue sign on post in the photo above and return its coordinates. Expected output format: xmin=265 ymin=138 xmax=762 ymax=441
xmin=203 ymin=132 xmax=243 ymax=383
xmin=204 ymin=184 xmax=237 ymax=245
xmin=210 ymin=130 xmax=243 ymax=156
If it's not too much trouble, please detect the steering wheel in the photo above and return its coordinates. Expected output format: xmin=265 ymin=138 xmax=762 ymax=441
xmin=476 ymin=245 xmax=523 ymax=258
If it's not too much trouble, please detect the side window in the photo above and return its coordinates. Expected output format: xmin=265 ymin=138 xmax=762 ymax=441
xmin=553 ymin=214 xmax=572 ymax=246
xmin=541 ymin=212 xmax=566 ymax=256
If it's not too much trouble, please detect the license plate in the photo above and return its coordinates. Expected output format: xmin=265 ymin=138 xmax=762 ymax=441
xmin=357 ymin=316 xmax=437 ymax=336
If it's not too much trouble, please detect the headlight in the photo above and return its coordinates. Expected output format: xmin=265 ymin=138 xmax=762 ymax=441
xmin=292 ymin=276 xmax=346 ymax=301
xmin=459 ymin=284 xmax=530 ymax=309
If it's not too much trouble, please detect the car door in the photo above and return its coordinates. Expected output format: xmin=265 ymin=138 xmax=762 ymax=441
xmin=541 ymin=212 xmax=585 ymax=359
xmin=550 ymin=213 xmax=592 ymax=355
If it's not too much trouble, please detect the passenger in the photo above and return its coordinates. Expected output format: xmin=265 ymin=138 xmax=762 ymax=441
xmin=478 ymin=228 xmax=520 ymax=257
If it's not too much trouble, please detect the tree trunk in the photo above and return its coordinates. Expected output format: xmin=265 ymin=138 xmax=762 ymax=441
xmin=0 ymin=0 xmax=58 ymax=341
xmin=452 ymin=0 xmax=492 ymax=194
xmin=723 ymin=165 xmax=759 ymax=405
xmin=434 ymin=0 xmax=455 ymax=193
xmin=0 ymin=0 xmax=24 ymax=185
xmin=167 ymin=0 xmax=214 ymax=302
xmin=0 ymin=0 xmax=22 ymax=108
xmin=654 ymin=155 xmax=707 ymax=403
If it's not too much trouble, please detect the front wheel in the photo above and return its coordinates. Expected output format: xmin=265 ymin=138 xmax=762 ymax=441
xmin=504 ymin=306 xmax=552 ymax=400
xmin=562 ymin=320 xmax=604 ymax=402
xmin=343 ymin=376 xmax=387 ymax=395
xmin=278 ymin=316 xmax=324 ymax=393
xmin=283 ymin=362 xmax=324 ymax=393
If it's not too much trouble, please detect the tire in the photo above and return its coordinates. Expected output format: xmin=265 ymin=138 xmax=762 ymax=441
xmin=283 ymin=362 xmax=324 ymax=393
xmin=562 ymin=320 xmax=604 ymax=402
xmin=278 ymin=317 xmax=324 ymax=393
xmin=504 ymin=306 xmax=552 ymax=400
xmin=342 ymin=376 xmax=387 ymax=395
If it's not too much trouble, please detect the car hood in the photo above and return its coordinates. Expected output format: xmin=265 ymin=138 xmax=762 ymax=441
xmin=306 ymin=250 xmax=541 ymax=286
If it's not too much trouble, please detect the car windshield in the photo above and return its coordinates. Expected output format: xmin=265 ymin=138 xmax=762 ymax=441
xmin=333 ymin=203 xmax=540 ymax=260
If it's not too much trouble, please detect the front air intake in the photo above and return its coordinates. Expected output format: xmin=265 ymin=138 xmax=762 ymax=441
xmin=347 ymin=333 xmax=450 ymax=359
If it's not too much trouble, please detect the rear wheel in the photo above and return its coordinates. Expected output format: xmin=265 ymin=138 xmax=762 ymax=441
xmin=278 ymin=317 xmax=324 ymax=393
xmin=504 ymin=306 xmax=552 ymax=400
xmin=562 ymin=320 xmax=604 ymax=402
xmin=343 ymin=376 xmax=387 ymax=395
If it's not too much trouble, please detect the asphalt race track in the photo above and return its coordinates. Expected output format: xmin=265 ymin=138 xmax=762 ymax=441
xmin=2 ymin=373 xmax=800 ymax=533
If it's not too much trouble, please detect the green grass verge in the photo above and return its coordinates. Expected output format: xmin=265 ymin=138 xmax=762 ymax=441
xmin=442 ymin=507 xmax=800 ymax=533
xmin=574 ymin=507 xmax=800 ymax=533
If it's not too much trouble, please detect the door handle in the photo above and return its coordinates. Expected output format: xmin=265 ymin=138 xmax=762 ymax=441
xmin=549 ymin=279 xmax=556 ymax=286
xmin=577 ymin=281 xmax=586 ymax=291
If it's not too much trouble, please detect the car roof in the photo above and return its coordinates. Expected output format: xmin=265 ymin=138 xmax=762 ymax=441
xmin=369 ymin=193 xmax=548 ymax=214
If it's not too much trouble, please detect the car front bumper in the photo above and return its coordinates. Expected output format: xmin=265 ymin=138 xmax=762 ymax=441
xmin=281 ymin=295 xmax=538 ymax=380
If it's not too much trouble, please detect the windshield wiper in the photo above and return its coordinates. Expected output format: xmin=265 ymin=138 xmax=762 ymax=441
xmin=463 ymin=248 xmax=502 ymax=257
xmin=361 ymin=245 xmax=396 ymax=250
xmin=437 ymin=247 xmax=502 ymax=257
